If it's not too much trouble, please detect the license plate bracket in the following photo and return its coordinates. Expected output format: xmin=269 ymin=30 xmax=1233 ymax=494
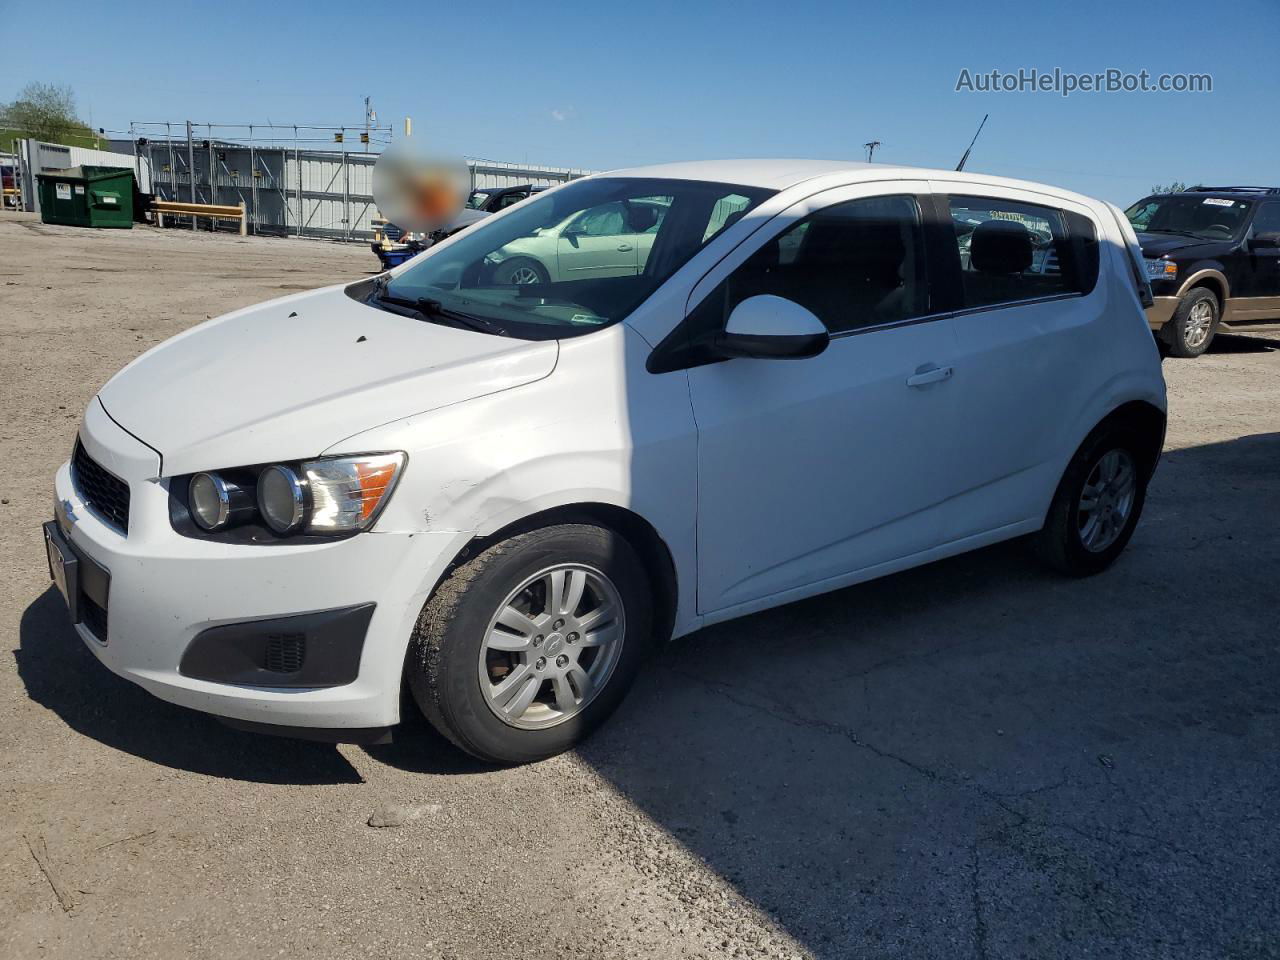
xmin=43 ymin=521 xmax=81 ymax=624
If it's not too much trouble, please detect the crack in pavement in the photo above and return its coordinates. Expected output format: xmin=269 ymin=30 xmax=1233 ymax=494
xmin=667 ymin=666 xmax=1214 ymax=869
xmin=970 ymin=834 xmax=990 ymax=960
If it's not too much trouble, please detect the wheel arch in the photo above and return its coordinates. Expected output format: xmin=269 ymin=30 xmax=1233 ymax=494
xmin=435 ymin=502 xmax=680 ymax=646
xmin=1091 ymin=399 xmax=1167 ymax=480
xmin=1176 ymin=267 xmax=1229 ymax=316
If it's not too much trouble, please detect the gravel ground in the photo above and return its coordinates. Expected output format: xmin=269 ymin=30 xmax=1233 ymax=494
xmin=1 ymin=212 xmax=1278 ymax=960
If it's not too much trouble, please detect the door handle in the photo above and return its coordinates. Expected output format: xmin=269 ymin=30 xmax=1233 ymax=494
xmin=906 ymin=365 xmax=953 ymax=387
xmin=616 ymin=243 xmax=633 ymax=252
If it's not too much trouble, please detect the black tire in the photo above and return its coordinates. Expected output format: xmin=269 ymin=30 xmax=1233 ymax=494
xmin=1034 ymin=425 xmax=1150 ymax=577
xmin=492 ymin=256 xmax=548 ymax=286
xmin=1162 ymin=287 xmax=1219 ymax=358
xmin=407 ymin=524 xmax=652 ymax=765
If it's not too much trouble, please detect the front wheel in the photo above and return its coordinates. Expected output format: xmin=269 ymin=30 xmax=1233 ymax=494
xmin=1163 ymin=288 xmax=1219 ymax=358
xmin=1034 ymin=427 xmax=1150 ymax=577
xmin=407 ymin=524 xmax=652 ymax=764
xmin=492 ymin=256 xmax=549 ymax=286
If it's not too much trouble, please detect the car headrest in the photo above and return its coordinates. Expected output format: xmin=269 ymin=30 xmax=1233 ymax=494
xmin=628 ymin=204 xmax=661 ymax=232
xmin=970 ymin=220 xmax=1033 ymax=275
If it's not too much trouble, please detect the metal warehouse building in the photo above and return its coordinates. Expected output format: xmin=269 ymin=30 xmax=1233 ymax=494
xmin=130 ymin=138 xmax=589 ymax=241
xmin=11 ymin=129 xmax=588 ymax=242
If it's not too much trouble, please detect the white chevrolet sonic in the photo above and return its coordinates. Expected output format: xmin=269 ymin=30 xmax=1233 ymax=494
xmin=44 ymin=160 xmax=1166 ymax=764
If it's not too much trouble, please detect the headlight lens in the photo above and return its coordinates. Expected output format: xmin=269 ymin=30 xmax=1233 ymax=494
xmin=189 ymin=472 xmax=255 ymax=531
xmin=301 ymin=453 xmax=405 ymax=534
xmin=189 ymin=472 xmax=230 ymax=530
xmin=257 ymin=464 xmax=307 ymax=534
xmin=1144 ymin=257 xmax=1177 ymax=281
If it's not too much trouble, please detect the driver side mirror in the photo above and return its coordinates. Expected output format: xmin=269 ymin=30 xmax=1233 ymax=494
xmin=1248 ymin=232 xmax=1280 ymax=252
xmin=713 ymin=295 xmax=830 ymax=360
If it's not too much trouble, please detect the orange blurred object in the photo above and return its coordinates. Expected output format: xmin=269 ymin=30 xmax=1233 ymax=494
xmin=372 ymin=140 xmax=469 ymax=233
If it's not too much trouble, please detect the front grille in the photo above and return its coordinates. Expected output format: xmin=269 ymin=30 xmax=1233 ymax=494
xmin=265 ymin=634 xmax=306 ymax=673
xmin=82 ymin=595 xmax=109 ymax=642
xmin=72 ymin=440 xmax=131 ymax=534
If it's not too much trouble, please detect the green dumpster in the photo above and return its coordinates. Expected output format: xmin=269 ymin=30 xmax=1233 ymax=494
xmin=37 ymin=165 xmax=134 ymax=229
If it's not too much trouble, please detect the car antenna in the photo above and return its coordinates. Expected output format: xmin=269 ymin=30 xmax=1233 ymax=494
xmin=956 ymin=114 xmax=989 ymax=172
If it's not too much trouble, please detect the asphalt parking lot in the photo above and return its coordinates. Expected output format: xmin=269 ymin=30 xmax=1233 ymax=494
xmin=1 ymin=212 xmax=1278 ymax=960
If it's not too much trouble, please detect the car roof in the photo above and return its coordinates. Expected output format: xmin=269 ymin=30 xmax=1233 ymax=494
xmin=597 ymin=158 xmax=1100 ymax=205
xmin=1161 ymin=189 xmax=1275 ymax=200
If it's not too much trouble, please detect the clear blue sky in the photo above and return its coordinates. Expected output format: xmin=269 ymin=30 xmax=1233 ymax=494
xmin=3 ymin=0 xmax=1277 ymax=205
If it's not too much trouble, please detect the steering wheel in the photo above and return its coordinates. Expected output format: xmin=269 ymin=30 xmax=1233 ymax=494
xmin=1203 ymin=224 xmax=1233 ymax=238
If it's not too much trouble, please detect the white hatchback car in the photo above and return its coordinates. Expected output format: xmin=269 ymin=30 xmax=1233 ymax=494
xmin=44 ymin=160 xmax=1166 ymax=764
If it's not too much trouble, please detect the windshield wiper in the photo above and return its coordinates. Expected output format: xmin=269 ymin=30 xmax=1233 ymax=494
xmin=1143 ymin=228 xmax=1202 ymax=239
xmin=371 ymin=278 xmax=506 ymax=336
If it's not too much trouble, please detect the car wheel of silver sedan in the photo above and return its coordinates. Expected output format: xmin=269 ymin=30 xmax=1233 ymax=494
xmin=407 ymin=524 xmax=652 ymax=765
xmin=493 ymin=256 xmax=549 ymax=286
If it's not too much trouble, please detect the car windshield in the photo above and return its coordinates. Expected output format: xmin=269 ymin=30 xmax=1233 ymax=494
xmin=465 ymin=190 xmax=492 ymax=210
xmin=1124 ymin=195 xmax=1253 ymax=241
xmin=374 ymin=177 xmax=773 ymax=339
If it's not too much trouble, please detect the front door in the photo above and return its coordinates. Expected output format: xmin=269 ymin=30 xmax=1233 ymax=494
xmin=684 ymin=185 xmax=961 ymax=614
xmin=555 ymin=201 xmax=639 ymax=279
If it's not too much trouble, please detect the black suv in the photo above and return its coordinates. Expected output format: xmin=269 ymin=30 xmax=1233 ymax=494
xmin=465 ymin=183 xmax=548 ymax=213
xmin=1125 ymin=187 xmax=1280 ymax=357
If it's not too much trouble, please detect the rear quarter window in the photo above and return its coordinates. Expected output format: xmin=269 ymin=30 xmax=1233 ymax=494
xmin=947 ymin=196 xmax=1099 ymax=309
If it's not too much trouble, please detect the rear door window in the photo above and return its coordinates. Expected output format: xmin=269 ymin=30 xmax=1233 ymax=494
xmin=1252 ymin=201 xmax=1280 ymax=238
xmin=946 ymin=196 xmax=1098 ymax=308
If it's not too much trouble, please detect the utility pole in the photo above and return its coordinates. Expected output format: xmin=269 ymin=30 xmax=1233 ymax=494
xmin=363 ymin=97 xmax=374 ymax=153
xmin=864 ymin=140 xmax=881 ymax=162
xmin=186 ymin=120 xmax=196 ymax=229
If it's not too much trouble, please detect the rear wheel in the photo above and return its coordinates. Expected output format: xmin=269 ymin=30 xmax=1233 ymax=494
xmin=1035 ymin=427 xmax=1150 ymax=577
xmin=407 ymin=524 xmax=651 ymax=764
xmin=1163 ymin=287 xmax=1219 ymax=358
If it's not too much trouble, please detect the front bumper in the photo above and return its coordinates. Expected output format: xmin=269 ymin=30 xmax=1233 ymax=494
xmin=1145 ymin=296 xmax=1179 ymax=330
xmin=48 ymin=399 xmax=464 ymax=729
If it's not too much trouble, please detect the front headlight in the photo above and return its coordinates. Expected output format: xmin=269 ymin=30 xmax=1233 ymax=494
xmin=1144 ymin=258 xmax=1177 ymax=282
xmin=258 ymin=464 xmax=308 ymax=535
xmin=301 ymin=453 xmax=405 ymax=534
xmin=177 ymin=452 xmax=406 ymax=540
xmin=189 ymin=471 xmax=254 ymax=531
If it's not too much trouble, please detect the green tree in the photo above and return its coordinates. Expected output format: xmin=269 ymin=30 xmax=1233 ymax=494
xmin=2 ymin=82 xmax=87 ymax=143
xmin=1151 ymin=181 xmax=1202 ymax=194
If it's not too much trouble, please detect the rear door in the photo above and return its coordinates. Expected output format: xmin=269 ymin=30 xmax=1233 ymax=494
xmin=1237 ymin=201 xmax=1280 ymax=310
xmin=927 ymin=182 xmax=1106 ymax=541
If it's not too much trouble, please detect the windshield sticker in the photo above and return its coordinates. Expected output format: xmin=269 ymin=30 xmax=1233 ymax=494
xmin=1202 ymin=198 xmax=1235 ymax=206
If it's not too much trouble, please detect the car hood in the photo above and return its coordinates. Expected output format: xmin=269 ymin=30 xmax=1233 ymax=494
xmin=439 ymin=208 xmax=489 ymax=234
xmin=1135 ymin=232 xmax=1231 ymax=259
xmin=97 ymin=284 xmax=558 ymax=477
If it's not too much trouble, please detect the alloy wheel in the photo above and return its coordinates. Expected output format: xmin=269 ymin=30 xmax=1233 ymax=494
xmin=1183 ymin=299 xmax=1215 ymax=350
xmin=478 ymin=564 xmax=625 ymax=729
xmin=510 ymin=265 xmax=542 ymax=285
xmin=1077 ymin=449 xmax=1137 ymax=553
